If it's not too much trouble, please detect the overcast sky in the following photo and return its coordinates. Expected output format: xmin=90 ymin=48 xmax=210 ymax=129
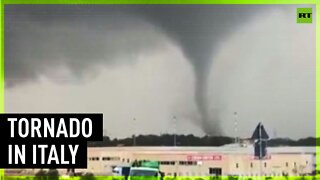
xmin=4 ymin=5 xmax=316 ymax=139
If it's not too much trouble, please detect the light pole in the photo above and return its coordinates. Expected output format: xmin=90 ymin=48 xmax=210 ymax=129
xmin=173 ymin=116 xmax=177 ymax=146
xmin=133 ymin=118 xmax=136 ymax=146
xmin=259 ymin=123 xmax=262 ymax=179
xmin=103 ymin=129 xmax=110 ymax=137
xmin=234 ymin=112 xmax=238 ymax=144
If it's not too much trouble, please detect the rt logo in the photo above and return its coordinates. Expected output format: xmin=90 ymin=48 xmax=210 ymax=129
xmin=297 ymin=8 xmax=312 ymax=23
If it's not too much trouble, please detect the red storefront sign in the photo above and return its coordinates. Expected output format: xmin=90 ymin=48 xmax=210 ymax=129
xmin=187 ymin=155 xmax=222 ymax=161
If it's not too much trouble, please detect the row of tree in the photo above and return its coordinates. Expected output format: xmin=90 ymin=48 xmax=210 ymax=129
xmin=35 ymin=169 xmax=96 ymax=180
xmin=87 ymin=134 xmax=319 ymax=147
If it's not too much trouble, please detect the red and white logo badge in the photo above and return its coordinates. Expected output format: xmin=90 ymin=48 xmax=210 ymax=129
xmin=187 ymin=155 xmax=222 ymax=161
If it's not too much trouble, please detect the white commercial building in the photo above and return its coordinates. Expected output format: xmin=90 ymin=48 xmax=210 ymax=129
xmin=86 ymin=145 xmax=316 ymax=176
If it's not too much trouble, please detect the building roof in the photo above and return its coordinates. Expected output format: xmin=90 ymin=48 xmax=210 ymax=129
xmin=88 ymin=145 xmax=317 ymax=155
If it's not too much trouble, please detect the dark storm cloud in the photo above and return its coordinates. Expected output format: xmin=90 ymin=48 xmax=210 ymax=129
xmin=5 ymin=5 xmax=167 ymax=85
xmin=5 ymin=5 xmax=282 ymax=135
